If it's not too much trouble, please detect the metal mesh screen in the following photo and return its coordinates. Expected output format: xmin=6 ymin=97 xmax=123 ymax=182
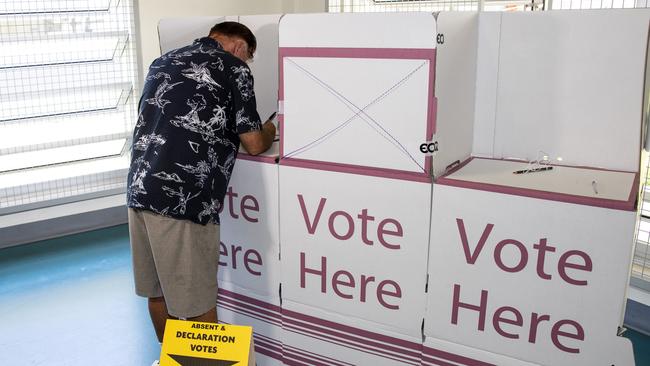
xmin=328 ymin=0 xmax=650 ymax=12
xmin=0 ymin=0 xmax=138 ymax=213
xmin=551 ymin=0 xmax=647 ymax=9
xmin=328 ymin=0 xmax=479 ymax=12
xmin=634 ymin=162 xmax=650 ymax=282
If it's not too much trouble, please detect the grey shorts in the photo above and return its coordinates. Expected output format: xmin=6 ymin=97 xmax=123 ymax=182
xmin=128 ymin=208 xmax=220 ymax=318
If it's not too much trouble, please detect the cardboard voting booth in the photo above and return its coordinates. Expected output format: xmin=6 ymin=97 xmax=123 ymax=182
xmin=425 ymin=10 xmax=650 ymax=366
xmin=282 ymin=299 xmax=424 ymax=366
xmin=431 ymin=12 xmax=479 ymax=178
xmin=427 ymin=158 xmax=638 ymax=366
xmin=278 ymin=12 xmax=436 ymax=364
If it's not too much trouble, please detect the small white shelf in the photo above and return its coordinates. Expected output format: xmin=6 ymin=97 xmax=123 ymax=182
xmin=438 ymin=157 xmax=638 ymax=210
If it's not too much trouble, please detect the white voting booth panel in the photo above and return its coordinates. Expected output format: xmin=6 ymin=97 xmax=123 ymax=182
xmin=431 ymin=12 xmax=479 ymax=178
xmin=218 ymin=150 xmax=281 ymax=365
xmin=278 ymin=164 xmax=431 ymax=337
xmin=217 ymin=282 xmax=282 ymax=366
xmin=282 ymin=300 xmax=423 ymax=366
xmin=158 ymin=16 xmax=225 ymax=54
xmin=277 ymin=13 xmax=436 ymax=364
xmin=237 ymin=14 xmax=282 ymax=121
xmin=422 ymin=336 xmax=539 ymax=366
xmin=427 ymin=12 xmax=647 ymax=364
xmin=279 ymin=13 xmax=436 ymax=178
xmin=426 ymin=157 xmax=638 ymax=366
xmin=471 ymin=10 xmax=650 ymax=172
xmin=218 ymin=153 xmax=280 ymax=296
xmin=158 ymin=14 xmax=282 ymax=123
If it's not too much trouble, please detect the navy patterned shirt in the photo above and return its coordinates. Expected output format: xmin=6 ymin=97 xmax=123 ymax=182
xmin=127 ymin=37 xmax=262 ymax=225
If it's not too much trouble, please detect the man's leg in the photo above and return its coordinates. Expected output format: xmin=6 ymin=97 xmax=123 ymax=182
xmin=128 ymin=209 xmax=167 ymax=342
xmin=189 ymin=307 xmax=218 ymax=323
xmin=148 ymin=296 xmax=170 ymax=342
xmin=149 ymin=298 xmax=216 ymax=343
xmin=141 ymin=211 xmax=221 ymax=328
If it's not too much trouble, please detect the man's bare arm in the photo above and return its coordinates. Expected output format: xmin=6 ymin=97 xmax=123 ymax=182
xmin=239 ymin=120 xmax=276 ymax=156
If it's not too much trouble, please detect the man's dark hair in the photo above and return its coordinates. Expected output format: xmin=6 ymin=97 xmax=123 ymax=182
xmin=209 ymin=21 xmax=257 ymax=55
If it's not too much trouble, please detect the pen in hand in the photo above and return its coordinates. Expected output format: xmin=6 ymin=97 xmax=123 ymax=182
xmin=266 ymin=112 xmax=279 ymax=141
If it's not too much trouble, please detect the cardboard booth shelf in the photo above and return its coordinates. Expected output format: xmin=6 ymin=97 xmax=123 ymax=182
xmin=437 ymin=157 xmax=639 ymax=211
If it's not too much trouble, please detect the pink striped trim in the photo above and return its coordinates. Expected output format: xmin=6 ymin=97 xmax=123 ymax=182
xmin=421 ymin=355 xmax=458 ymax=366
xmin=237 ymin=152 xmax=278 ymax=164
xmin=283 ymin=344 xmax=354 ymax=366
xmin=217 ymin=295 xmax=282 ymax=327
xmin=283 ymin=322 xmax=421 ymax=365
xmin=282 ymin=308 xmax=422 ymax=353
xmin=281 ymin=308 xmax=491 ymax=366
xmin=280 ymin=47 xmax=437 ymax=60
xmin=282 ymin=319 xmax=422 ymax=364
xmin=218 ymin=288 xmax=282 ymax=313
xmin=255 ymin=333 xmax=282 ymax=347
xmin=282 ymin=317 xmax=421 ymax=360
xmin=218 ymin=291 xmax=281 ymax=318
xmin=254 ymin=339 xmax=283 ymax=361
xmin=436 ymin=157 xmax=639 ymax=212
xmin=217 ymin=297 xmax=282 ymax=327
xmin=283 ymin=350 xmax=346 ymax=366
xmin=283 ymin=349 xmax=332 ymax=366
xmin=253 ymin=333 xmax=284 ymax=361
xmin=280 ymin=157 xmax=432 ymax=183
xmin=422 ymin=345 xmax=496 ymax=366
xmin=217 ymin=320 xmax=284 ymax=361
xmin=278 ymin=46 xmax=436 ymax=177
xmin=214 ymin=293 xmax=484 ymax=366
xmin=283 ymin=358 xmax=310 ymax=366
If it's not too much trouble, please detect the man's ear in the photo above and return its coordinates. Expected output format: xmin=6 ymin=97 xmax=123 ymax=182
xmin=234 ymin=39 xmax=246 ymax=55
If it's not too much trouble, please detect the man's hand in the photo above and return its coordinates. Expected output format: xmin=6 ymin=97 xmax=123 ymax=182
xmin=239 ymin=119 xmax=276 ymax=156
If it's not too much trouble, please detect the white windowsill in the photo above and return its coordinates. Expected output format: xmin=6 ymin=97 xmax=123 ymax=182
xmin=0 ymin=193 xmax=125 ymax=229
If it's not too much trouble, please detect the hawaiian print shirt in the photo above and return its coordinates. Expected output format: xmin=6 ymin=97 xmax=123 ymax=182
xmin=127 ymin=37 xmax=262 ymax=225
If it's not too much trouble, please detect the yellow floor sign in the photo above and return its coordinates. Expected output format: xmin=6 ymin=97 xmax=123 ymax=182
xmin=160 ymin=319 xmax=255 ymax=366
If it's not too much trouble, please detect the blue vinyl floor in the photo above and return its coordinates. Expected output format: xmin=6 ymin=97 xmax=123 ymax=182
xmin=0 ymin=224 xmax=649 ymax=365
xmin=0 ymin=225 xmax=160 ymax=366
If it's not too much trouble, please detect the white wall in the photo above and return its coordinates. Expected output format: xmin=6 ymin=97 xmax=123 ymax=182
xmin=135 ymin=0 xmax=326 ymax=78
xmin=282 ymin=0 xmax=327 ymax=12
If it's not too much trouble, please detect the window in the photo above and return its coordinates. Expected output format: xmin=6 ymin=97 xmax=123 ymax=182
xmin=328 ymin=0 xmax=648 ymax=12
xmin=328 ymin=0 xmax=479 ymax=12
xmin=0 ymin=0 xmax=138 ymax=213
